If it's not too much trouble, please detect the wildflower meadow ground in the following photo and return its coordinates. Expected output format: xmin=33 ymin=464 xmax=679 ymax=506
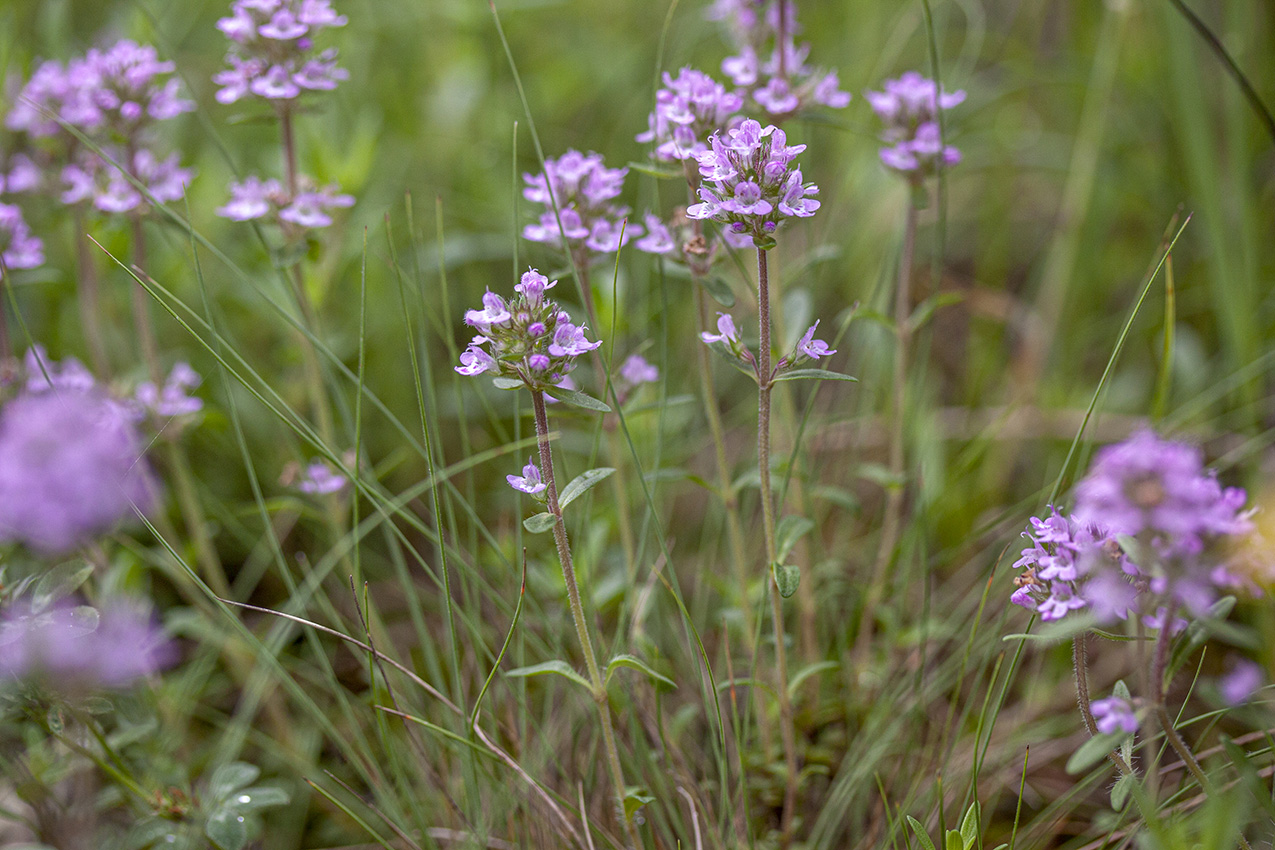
xmin=0 ymin=0 xmax=1274 ymax=848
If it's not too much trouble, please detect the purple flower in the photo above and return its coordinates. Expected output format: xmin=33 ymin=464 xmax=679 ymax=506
xmin=868 ymin=72 xmax=964 ymax=178
xmin=278 ymin=187 xmax=354 ymax=227
xmin=548 ymin=323 xmax=603 ymax=358
xmin=0 ymin=389 xmax=155 ymax=553
xmin=219 ymin=176 xmax=352 ymax=230
xmin=637 ymin=67 xmax=744 ymax=162
xmin=0 ymin=203 xmax=44 ymax=269
xmin=455 ymin=340 xmax=497 ymax=376
xmin=0 ymin=600 xmax=175 ymax=690
xmin=701 ymin=312 xmax=739 ymax=345
xmin=514 ymin=269 xmax=557 ymax=305
xmin=136 ymin=362 xmax=203 ymax=418
xmin=296 ymin=459 xmax=348 ymax=494
xmin=619 ymin=354 xmax=659 ymax=387
xmin=634 ymin=213 xmax=676 ymax=255
xmin=1220 ymin=659 xmax=1263 ymax=706
xmin=217 ymin=175 xmax=285 ymax=220
xmin=57 ymin=148 xmax=192 ymax=215
xmin=214 ymin=0 xmax=348 ymax=104
xmin=24 ymin=346 xmax=97 ymax=395
xmin=522 ymin=151 xmax=640 ymax=258
xmin=464 ymin=291 xmax=512 ymax=330
xmin=1091 ymin=695 xmax=1139 ymax=735
xmin=686 ymin=119 xmax=818 ymax=246
xmin=507 ymin=459 xmax=547 ymax=495
xmin=794 ymin=320 xmax=835 ymax=359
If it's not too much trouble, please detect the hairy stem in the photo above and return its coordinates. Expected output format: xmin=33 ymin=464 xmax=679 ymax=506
xmin=758 ymin=247 xmax=799 ymax=844
xmin=530 ymin=389 xmax=639 ymax=850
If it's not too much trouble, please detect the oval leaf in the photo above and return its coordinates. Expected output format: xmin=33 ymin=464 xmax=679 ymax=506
xmin=775 ymin=515 xmax=814 ymax=563
xmin=491 ymin=376 xmax=523 ymax=390
xmin=787 ymin=660 xmax=838 ymax=697
xmin=1066 ymin=731 xmax=1124 ymax=774
xmin=773 ymin=562 xmax=800 ymax=599
xmin=559 ymin=467 xmax=615 ymax=511
xmin=773 ymin=368 xmax=858 ymax=383
xmin=522 ymin=512 xmax=557 ymax=533
xmin=906 ymin=816 xmax=937 ymax=850
xmin=700 ymin=275 xmax=736 ymax=307
xmin=230 ymin=785 xmax=290 ymax=810
xmin=32 ymin=561 xmax=94 ymax=613
xmin=606 ymin=654 xmax=677 ymax=689
xmin=208 ymin=763 xmax=261 ymax=802
xmin=205 ymin=807 xmax=249 ymax=850
xmin=505 ymin=660 xmax=591 ymax=691
xmin=549 ymin=386 xmax=611 ymax=413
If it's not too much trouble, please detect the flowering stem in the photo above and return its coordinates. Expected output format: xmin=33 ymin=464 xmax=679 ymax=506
xmin=1072 ymin=634 xmax=1135 ymax=775
xmin=127 ymin=209 xmax=162 ymax=386
xmin=71 ymin=207 xmax=109 ymax=376
xmin=856 ymin=197 xmax=918 ymax=666
xmin=758 ymin=246 xmax=799 ymax=843
xmin=530 ymin=388 xmax=639 ymax=850
xmin=280 ymin=106 xmax=299 ymax=197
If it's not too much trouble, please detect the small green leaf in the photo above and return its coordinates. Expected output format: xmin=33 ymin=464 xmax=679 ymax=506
xmin=908 ymin=292 xmax=964 ymax=332
xmin=626 ymin=161 xmax=683 ymax=179
xmin=606 ymin=654 xmax=677 ymax=689
xmin=505 ymin=660 xmax=592 ymax=691
xmin=775 ymin=515 xmax=814 ymax=563
xmin=559 ymin=467 xmax=615 ymax=511
xmin=906 ymin=816 xmax=937 ymax=850
xmin=205 ymin=807 xmax=249 ymax=850
xmin=208 ymin=763 xmax=261 ymax=802
xmin=32 ymin=561 xmax=94 ymax=613
xmin=700 ymin=275 xmax=736 ymax=307
xmin=522 ymin=512 xmax=557 ymax=533
xmin=788 ymin=660 xmax=838 ymax=697
xmin=549 ymin=386 xmax=611 ymax=412
xmin=772 ymin=368 xmax=857 ymax=383
xmin=491 ymin=376 xmax=523 ymax=390
xmin=773 ymin=562 xmax=800 ymax=599
xmin=624 ymin=790 xmax=656 ymax=819
xmin=959 ymin=802 xmax=980 ymax=850
xmin=1110 ymin=773 xmax=1133 ymax=811
xmin=1066 ymin=732 xmax=1123 ymax=774
xmin=945 ymin=829 xmax=963 ymax=850
xmin=1002 ymin=613 xmax=1098 ymax=645
xmin=1113 ymin=679 xmax=1132 ymax=701
xmin=230 ymin=785 xmax=290 ymax=810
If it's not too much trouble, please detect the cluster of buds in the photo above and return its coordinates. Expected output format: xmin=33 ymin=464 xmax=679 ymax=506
xmin=522 ymin=150 xmax=641 ymax=259
xmin=455 ymin=269 xmax=602 ymax=393
xmin=866 ymin=72 xmax=964 ymax=178
xmin=217 ymin=174 xmax=353 ymax=230
xmin=214 ymin=0 xmax=349 ymax=104
xmin=707 ymin=0 xmax=851 ymax=121
xmin=1011 ymin=430 xmax=1258 ymax=630
xmin=686 ymin=119 xmax=820 ymax=248
xmin=60 ymin=147 xmax=191 ymax=214
xmin=637 ymin=67 xmax=743 ymax=163
xmin=701 ymin=312 xmax=835 ymax=379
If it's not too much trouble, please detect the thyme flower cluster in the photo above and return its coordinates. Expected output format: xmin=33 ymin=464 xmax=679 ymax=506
xmin=522 ymin=150 xmax=640 ymax=257
xmin=213 ymin=0 xmax=349 ymax=104
xmin=637 ymin=67 xmax=743 ymax=163
xmin=455 ymin=269 xmax=602 ymax=393
xmin=1011 ymin=430 xmax=1256 ymax=628
xmin=686 ymin=118 xmax=819 ymax=247
xmin=866 ymin=72 xmax=964 ymax=177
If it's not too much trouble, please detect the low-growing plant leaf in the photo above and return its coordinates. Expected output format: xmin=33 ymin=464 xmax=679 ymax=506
xmin=32 ymin=561 xmax=94 ymax=613
xmin=906 ymin=816 xmax=937 ymax=850
xmin=491 ymin=376 xmax=523 ymax=390
xmin=1219 ymin=735 xmax=1275 ymax=822
xmin=549 ymin=386 xmax=611 ymax=412
xmin=230 ymin=785 xmax=290 ymax=810
xmin=205 ymin=807 xmax=249 ymax=850
xmin=505 ymin=660 xmax=591 ymax=691
xmin=775 ymin=515 xmax=814 ymax=563
xmin=559 ymin=467 xmax=615 ymax=510
xmin=626 ymin=161 xmax=683 ymax=179
xmin=208 ymin=763 xmax=261 ymax=802
xmin=606 ymin=654 xmax=676 ymax=689
xmin=1066 ymin=732 xmax=1123 ymax=774
xmin=960 ymin=802 xmax=980 ymax=850
xmin=772 ymin=368 xmax=858 ymax=383
xmin=1110 ymin=773 xmax=1133 ymax=812
xmin=945 ymin=829 xmax=962 ymax=850
xmin=908 ymin=291 xmax=964 ymax=332
xmin=773 ymin=562 xmax=800 ymax=599
xmin=1003 ymin=613 xmax=1098 ymax=645
xmin=624 ymin=790 xmax=656 ymax=819
xmin=522 ymin=512 xmax=557 ymax=533
xmin=700 ymin=274 xmax=736 ymax=307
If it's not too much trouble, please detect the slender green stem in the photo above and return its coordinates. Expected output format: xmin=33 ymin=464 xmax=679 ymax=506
xmin=857 ymin=198 xmax=918 ymax=665
xmin=757 ymin=247 xmax=798 ymax=844
xmin=127 ymin=210 xmax=161 ymax=385
xmin=71 ymin=207 xmax=109 ymax=376
xmin=530 ymin=388 xmax=639 ymax=850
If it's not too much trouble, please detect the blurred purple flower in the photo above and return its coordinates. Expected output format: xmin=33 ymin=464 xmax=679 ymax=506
xmin=794 ymin=320 xmax=835 ymax=360
xmin=1091 ymin=695 xmax=1139 ymax=735
xmin=637 ymin=67 xmax=743 ymax=162
xmin=700 ymin=312 xmax=739 ymax=345
xmin=619 ymin=354 xmax=659 ymax=387
xmin=867 ymin=72 xmax=963 ymax=179
xmin=23 ymin=345 xmax=96 ymax=395
xmin=522 ymin=150 xmax=640 ymax=258
xmin=0 ymin=203 xmax=44 ymax=269
xmin=1220 ymin=659 xmax=1264 ymax=706
xmin=0 ymin=600 xmax=175 ymax=690
xmin=507 ymin=459 xmax=546 ymax=495
xmin=136 ymin=362 xmax=203 ymax=418
xmin=0 ymin=389 xmax=155 ymax=553
xmin=296 ymin=459 xmax=348 ymax=494
xmin=214 ymin=0 xmax=348 ymax=104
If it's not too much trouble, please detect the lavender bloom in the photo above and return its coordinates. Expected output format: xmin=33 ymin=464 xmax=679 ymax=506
xmin=1010 ymin=508 xmax=1126 ymax=622
xmin=637 ymin=67 xmax=743 ymax=162
xmin=686 ymin=119 xmax=818 ymax=246
xmin=0 ymin=389 xmax=155 ymax=553
xmin=24 ymin=345 xmax=96 ymax=395
xmin=217 ymin=175 xmax=284 ymax=220
xmin=278 ymin=186 xmax=354 ymax=227
xmin=507 ymin=459 xmax=547 ymax=495
xmin=634 ymin=213 xmax=677 ymax=255
xmin=0 ymin=600 xmax=175 ymax=691
xmin=1220 ymin=659 xmax=1264 ymax=706
xmin=217 ymin=175 xmax=352 ymax=230
xmin=2 ymin=154 xmax=41 ymax=195
xmin=522 ymin=150 xmax=640 ymax=258
xmin=214 ymin=0 xmax=348 ymax=105
xmin=296 ymin=460 xmax=348 ymax=494
xmin=0 ymin=202 xmax=44 ymax=269
xmin=1091 ymin=695 xmax=1139 ymax=735
xmin=60 ymin=148 xmax=192 ymax=214
xmin=136 ymin=362 xmax=203 ymax=418
xmin=455 ymin=269 xmax=601 ymax=393
xmin=867 ymin=72 xmax=964 ymax=178
xmin=619 ymin=354 xmax=659 ymax=387
xmin=707 ymin=0 xmax=851 ymax=120
xmin=701 ymin=312 xmax=739 ymax=345
xmin=793 ymin=320 xmax=835 ymax=360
